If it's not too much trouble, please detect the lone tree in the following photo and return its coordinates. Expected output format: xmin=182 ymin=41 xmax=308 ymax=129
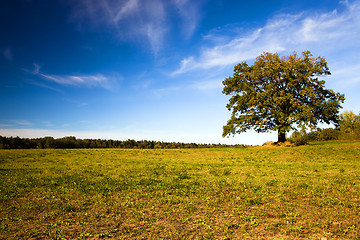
xmin=222 ymin=51 xmax=345 ymax=143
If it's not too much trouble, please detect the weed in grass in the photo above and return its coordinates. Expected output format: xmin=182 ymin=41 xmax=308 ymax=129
xmin=265 ymin=179 xmax=278 ymax=187
xmin=245 ymin=197 xmax=263 ymax=206
xmin=97 ymin=231 xmax=113 ymax=238
xmin=274 ymin=222 xmax=284 ymax=228
xmin=79 ymin=232 xmax=92 ymax=238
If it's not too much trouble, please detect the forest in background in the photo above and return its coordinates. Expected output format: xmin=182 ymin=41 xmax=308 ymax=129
xmin=289 ymin=111 xmax=360 ymax=145
xmin=0 ymin=136 xmax=245 ymax=149
xmin=1 ymin=111 xmax=359 ymax=149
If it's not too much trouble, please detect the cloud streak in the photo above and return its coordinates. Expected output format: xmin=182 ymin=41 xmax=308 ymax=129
xmin=190 ymin=79 xmax=223 ymax=91
xmin=39 ymin=73 xmax=116 ymax=89
xmin=27 ymin=64 xmax=121 ymax=91
xmin=0 ymin=120 xmax=33 ymax=128
xmin=173 ymin=0 xmax=200 ymax=39
xmin=68 ymin=0 xmax=202 ymax=55
xmin=173 ymin=1 xmax=360 ymax=75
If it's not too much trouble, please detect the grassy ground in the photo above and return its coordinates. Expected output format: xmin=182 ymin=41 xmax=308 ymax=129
xmin=0 ymin=141 xmax=359 ymax=239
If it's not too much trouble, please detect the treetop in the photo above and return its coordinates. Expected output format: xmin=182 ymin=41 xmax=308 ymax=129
xmin=222 ymin=50 xmax=345 ymax=142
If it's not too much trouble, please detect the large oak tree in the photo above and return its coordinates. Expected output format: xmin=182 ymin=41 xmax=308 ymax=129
xmin=222 ymin=51 xmax=345 ymax=142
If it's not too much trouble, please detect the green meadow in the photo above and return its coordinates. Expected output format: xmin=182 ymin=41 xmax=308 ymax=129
xmin=0 ymin=141 xmax=359 ymax=239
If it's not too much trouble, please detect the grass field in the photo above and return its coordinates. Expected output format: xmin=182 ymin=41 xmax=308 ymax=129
xmin=0 ymin=141 xmax=359 ymax=239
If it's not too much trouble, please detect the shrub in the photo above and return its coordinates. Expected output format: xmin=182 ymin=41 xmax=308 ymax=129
xmin=338 ymin=111 xmax=360 ymax=140
xmin=318 ymin=128 xmax=340 ymax=141
xmin=289 ymin=131 xmax=308 ymax=146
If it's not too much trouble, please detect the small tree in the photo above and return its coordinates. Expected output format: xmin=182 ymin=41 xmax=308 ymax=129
xmin=339 ymin=111 xmax=360 ymax=140
xmin=222 ymin=51 xmax=345 ymax=142
xmin=339 ymin=111 xmax=360 ymax=134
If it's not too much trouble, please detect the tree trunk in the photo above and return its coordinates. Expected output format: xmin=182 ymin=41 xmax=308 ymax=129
xmin=277 ymin=130 xmax=286 ymax=143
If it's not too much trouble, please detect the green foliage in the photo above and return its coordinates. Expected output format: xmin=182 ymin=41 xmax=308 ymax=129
xmin=289 ymin=111 xmax=360 ymax=143
xmin=223 ymin=51 xmax=345 ymax=142
xmin=0 ymin=136 xmax=245 ymax=149
xmin=339 ymin=111 xmax=360 ymax=140
xmin=340 ymin=111 xmax=360 ymax=132
xmin=289 ymin=131 xmax=308 ymax=146
xmin=290 ymin=128 xmax=340 ymax=144
xmin=318 ymin=128 xmax=340 ymax=141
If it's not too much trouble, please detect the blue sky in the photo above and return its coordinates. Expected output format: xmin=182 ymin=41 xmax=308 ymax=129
xmin=1 ymin=0 xmax=360 ymax=145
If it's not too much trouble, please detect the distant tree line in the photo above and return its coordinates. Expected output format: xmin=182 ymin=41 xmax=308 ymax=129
xmin=0 ymin=136 xmax=245 ymax=149
xmin=289 ymin=111 xmax=360 ymax=145
xmin=2 ymin=111 xmax=358 ymax=149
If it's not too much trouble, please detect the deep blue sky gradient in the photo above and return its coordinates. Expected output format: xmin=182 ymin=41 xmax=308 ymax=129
xmin=1 ymin=0 xmax=359 ymax=145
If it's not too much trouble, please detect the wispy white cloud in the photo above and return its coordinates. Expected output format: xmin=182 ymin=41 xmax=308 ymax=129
xmin=78 ymin=102 xmax=89 ymax=107
xmin=151 ymin=86 xmax=180 ymax=98
xmin=11 ymin=120 xmax=32 ymax=126
xmin=27 ymin=80 xmax=63 ymax=93
xmin=112 ymin=0 xmax=139 ymax=23
xmin=25 ymin=63 xmax=121 ymax=91
xmin=39 ymin=73 xmax=113 ymax=89
xmin=173 ymin=1 xmax=360 ymax=75
xmin=39 ymin=121 xmax=55 ymax=128
xmin=172 ymin=28 xmax=281 ymax=75
xmin=190 ymin=79 xmax=223 ymax=91
xmin=32 ymin=63 xmax=41 ymax=74
xmin=68 ymin=0 xmax=165 ymax=53
xmin=68 ymin=0 xmax=201 ymax=54
xmin=173 ymin=0 xmax=200 ymax=39
xmin=332 ymin=64 xmax=360 ymax=88
xmin=0 ymin=119 xmax=33 ymax=128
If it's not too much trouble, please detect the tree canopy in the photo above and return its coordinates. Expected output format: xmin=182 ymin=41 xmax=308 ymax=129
xmin=222 ymin=51 xmax=345 ymax=142
xmin=0 ymin=136 xmax=245 ymax=149
xmin=339 ymin=111 xmax=360 ymax=134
